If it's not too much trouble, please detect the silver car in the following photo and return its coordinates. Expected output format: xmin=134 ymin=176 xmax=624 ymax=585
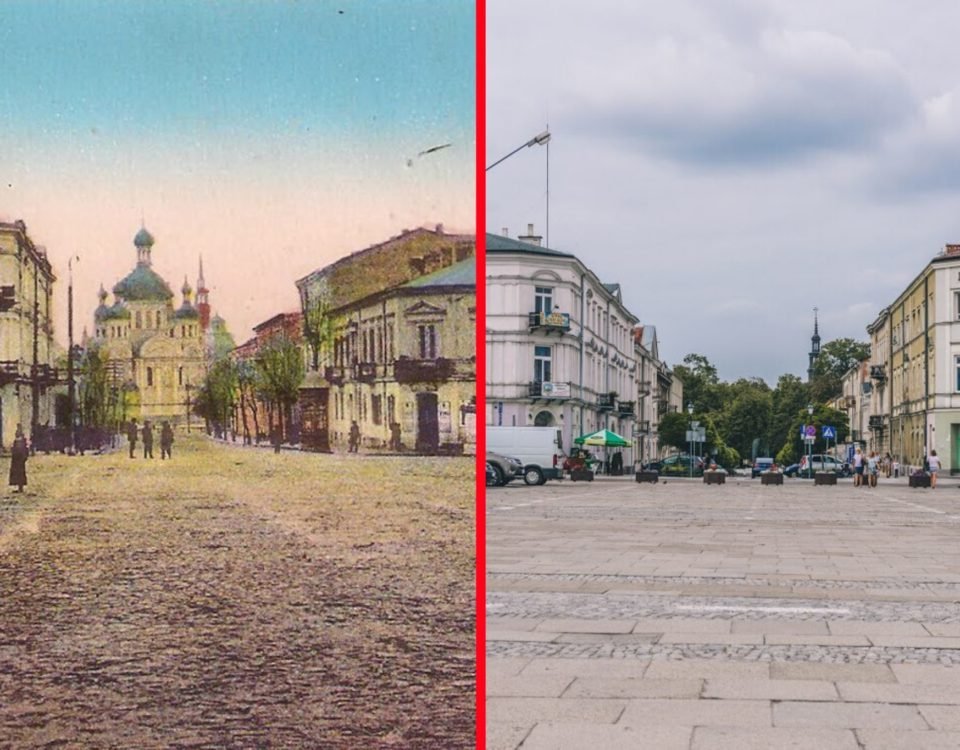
xmin=486 ymin=451 xmax=523 ymax=486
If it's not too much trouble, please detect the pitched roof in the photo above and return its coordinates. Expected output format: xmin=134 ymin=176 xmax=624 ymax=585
xmin=485 ymin=233 xmax=574 ymax=258
xmin=402 ymin=258 xmax=475 ymax=288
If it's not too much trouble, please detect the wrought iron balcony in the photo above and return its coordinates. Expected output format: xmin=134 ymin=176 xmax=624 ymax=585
xmin=323 ymin=366 xmax=347 ymax=386
xmin=528 ymin=310 xmax=571 ymax=333
xmin=617 ymin=400 xmax=635 ymax=417
xmin=0 ymin=360 xmax=19 ymax=385
xmin=598 ymin=392 xmax=617 ymax=411
xmin=638 ymin=380 xmax=652 ymax=395
xmin=870 ymin=364 xmax=887 ymax=381
xmin=354 ymin=362 xmax=378 ymax=384
xmin=528 ymin=381 xmax=572 ymax=399
xmin=869 ymin=415 xmax=885 ymax=429
xmin=635 ymin=420 xmax=650 ymax=434
xmin=393 ymin=357 xmax=455 ymax=384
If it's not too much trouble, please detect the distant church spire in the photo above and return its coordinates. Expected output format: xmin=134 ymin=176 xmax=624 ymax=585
xmin=808 ymin=307 xmax=821 ymax=382
xmin=196 ymin=255 xmax=211 ymax=331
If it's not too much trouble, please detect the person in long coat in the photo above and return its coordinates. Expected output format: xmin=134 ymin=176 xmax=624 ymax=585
xmin=127 ymin=418 xmax=138 ymax=459
xmin=9 ymin=425 xmax=28 ymax=492
xmin=160 ymin=422 xmax=174 ymax=460
xmin=142 ymin=421 xmax=154 ymax=459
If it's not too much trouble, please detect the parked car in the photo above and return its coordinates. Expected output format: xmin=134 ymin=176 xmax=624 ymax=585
xmin=658 ymin=454 xmax=705 ymax=477
xmin=485 ymin=462 xmax=500 ymax=488
xmin=485 ymin=451 xmax=523 ymax=487
xmin=751 ymin=457 xmax=780 ymax=478
xmin=486 ymin=426 xmax=562 ymax=485
xmin=641 ymin=460 xmax=662 ymax=473
xmin=785 ymin=454 xmax=851 ymax=477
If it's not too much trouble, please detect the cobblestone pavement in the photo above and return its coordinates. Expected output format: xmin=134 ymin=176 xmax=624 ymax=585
xmin=0 ymin=436 xmax=474 ymax=749
xmin=487 ymin=477 xmax=960 ymax=750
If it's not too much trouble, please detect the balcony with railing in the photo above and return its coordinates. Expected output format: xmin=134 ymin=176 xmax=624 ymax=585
xmin=528 ymin=381 xmax=572 ymax=399
xmin=870 ymin=364 xmax=887 ymax=381
xmin=617 ymin=400 xmax=635 ymax=417
xmin=598 ymin=392 xmax=617 ymax=411
xmin=353 ymin=362 xmax=378 ymax=384
xmin=869 ymin=415 xmax=885 ymax=430
xmin=528 ymin=310 xmax=571 ymax=334
xmin=393 ymin=357 xmax=455 ymax=384
xmin=638 ymin=380 xmax=652 ymax=395
xmin=635 ymin=420 xmax=650 ymax=434
xmin=323 ymin=366 xmax=348 ymax=386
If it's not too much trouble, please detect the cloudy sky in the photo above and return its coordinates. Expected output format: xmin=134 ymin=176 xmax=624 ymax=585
xmin=1 ymin=0 xmax=474 ymax=345
xmin=487 ymin=0 xmax=960 ymax=385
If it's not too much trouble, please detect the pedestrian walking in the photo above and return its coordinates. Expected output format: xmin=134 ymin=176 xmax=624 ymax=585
xmin=867 ymin=451 xmax=879 ymax=488
xmin=160 ymin=421 xmax=174 ymax=460
xmin=884 ymin=452 xmax=893 ymax=478
xmin=8 ymin=425 xmax=28 ymax=493
xmin=127 ymin=418 xmax=138 ymax=458
xmin=389 ymin=421 xmax=402 ymax=452
xmin=348 ymin=420 xmax=361 ymax=453
xmin=852 ymin=447 xmax=865 ymax=487
xmin=928 ymin=449 xmax=941 ymax=488
xmin=142 ymin=421 xmax=154 ymax=459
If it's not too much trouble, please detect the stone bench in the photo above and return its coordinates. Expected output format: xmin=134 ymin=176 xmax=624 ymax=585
xmin=761 ymin=472 xmax=783 ymax=486
xmin=814 ymin=472 xmax=837 ymax=486
xmin=635 ymin=471 xmax=659 ymax=484
xmin=703 ymin=471 xmax=726 ymax=485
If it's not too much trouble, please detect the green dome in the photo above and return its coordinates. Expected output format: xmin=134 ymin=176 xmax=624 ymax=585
xmin=173 ymin=302 xmax=199 ymax=320
xmin=134 ymin=227 xmax=155 ymax=247
xmin=94 ymin=303 xmax=110 ymax=321
xmin=101 ymin=303 xmax=131 ymax=321
xmin=113 ymin=266 xmax=173 ymax=302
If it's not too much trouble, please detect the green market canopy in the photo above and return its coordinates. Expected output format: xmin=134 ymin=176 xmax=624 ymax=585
xmin=574 ymin=429 xmax=630 ymax=447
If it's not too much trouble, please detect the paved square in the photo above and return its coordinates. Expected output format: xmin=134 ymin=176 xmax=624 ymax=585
xmin=487 ymin=475 xmax=960 ymax=749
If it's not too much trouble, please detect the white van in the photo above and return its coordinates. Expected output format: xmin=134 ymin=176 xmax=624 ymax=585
xmin=486 ymin=426 xmax=563 ymax=485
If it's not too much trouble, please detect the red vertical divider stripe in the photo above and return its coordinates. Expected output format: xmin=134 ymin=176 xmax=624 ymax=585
xmin=475 ymin=0 xmax=486 ymax=745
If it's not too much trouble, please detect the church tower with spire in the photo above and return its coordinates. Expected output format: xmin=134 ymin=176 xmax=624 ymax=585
xmin=807 ymin=307 xmax=821 ymax=382
xmin=196 ymin=255 xmax=211 ymax=332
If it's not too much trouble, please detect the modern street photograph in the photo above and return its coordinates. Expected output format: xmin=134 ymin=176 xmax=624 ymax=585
xmin=486 ymin=1 xmax=960 ymax=748
xmin=0 ymin=1 xmax=476 ymax=747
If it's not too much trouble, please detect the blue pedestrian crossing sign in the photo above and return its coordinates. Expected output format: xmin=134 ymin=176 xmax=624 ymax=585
xmin=822 ymin=425 xmax=836 ymax=439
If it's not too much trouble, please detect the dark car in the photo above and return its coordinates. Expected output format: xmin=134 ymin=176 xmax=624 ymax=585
xmin=659 ymin=454 xmax=705 ymax=477
xmin=486 ymin=451 xmax=523 ymax=487
xmin=752 ymin=457 xmax=776 ymax=478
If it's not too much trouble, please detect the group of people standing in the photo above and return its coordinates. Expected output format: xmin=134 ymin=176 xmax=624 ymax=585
xmin=851 ymin=448 xmax=941 ymax=487
xmin=126 ymin=419 xmax=175 ymax=460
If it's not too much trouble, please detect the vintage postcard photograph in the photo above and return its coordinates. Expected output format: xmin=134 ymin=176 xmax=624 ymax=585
xmin=0 ymin=1 xmax=476 ymax=747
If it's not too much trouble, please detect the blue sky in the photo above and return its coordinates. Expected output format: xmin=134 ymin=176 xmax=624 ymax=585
xmin=0 ymin=0 xmax=475 ymax=343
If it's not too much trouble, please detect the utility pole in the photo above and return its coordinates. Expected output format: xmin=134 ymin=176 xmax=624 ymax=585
xmin=68 ymin=256 xmax=78 ymax=454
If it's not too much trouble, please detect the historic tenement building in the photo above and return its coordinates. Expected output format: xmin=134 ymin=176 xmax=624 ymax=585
xmin=296 ymin=226 xmax=475 ymax=453
xmin=92 ymin=227 xmax=211 ymax=422
xmin=0 ymin=220 xmax=58 ymax=447
xmin=486 ymin=227 xmax=645 ymax=466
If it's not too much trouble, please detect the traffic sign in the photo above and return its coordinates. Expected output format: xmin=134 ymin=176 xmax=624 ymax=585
xmin=804 ymin=425 xmax=816 ymax=438
xmin=822 ymin=425 xmax=836 ymax=439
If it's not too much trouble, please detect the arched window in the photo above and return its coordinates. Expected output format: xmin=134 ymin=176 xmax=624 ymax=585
xmin=534 ymin=410 xmax=555 ymax=427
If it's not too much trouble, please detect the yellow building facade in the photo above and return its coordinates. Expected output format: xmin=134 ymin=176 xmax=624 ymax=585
xmin=0 ymin=220 xmax=58 ymax=447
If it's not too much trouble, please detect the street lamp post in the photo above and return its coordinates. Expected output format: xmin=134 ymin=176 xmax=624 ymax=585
xmin=67 ymin=255 xmax=79 ymax=455
xmin=687 ymin=402 xmax=694 ymax=478
xmin=806 ymin=403 xmax=814 ymax=479
xmin=185 ymin=383 xmax=192 ymax=433
xmin=486 ymin=129 xmax=552 ymax=248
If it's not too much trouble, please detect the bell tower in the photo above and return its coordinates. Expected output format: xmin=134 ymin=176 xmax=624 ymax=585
xmin=807 ymin=307 xmax=821 ymax=382
xmin=196 ymin=255 xmax=211 ymax=331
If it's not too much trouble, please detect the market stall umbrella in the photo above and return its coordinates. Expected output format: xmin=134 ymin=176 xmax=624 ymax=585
xmin=574 ymin=429 xmax=630 ymax=447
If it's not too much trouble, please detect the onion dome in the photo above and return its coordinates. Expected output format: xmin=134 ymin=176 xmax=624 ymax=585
xmin=94 ymin=284 xmax=110 ymax=321
xmin=181 ymin=276 xmax=192 ymax=297
xmin=134 ymin=226 xmax=155 ymax=247
xmin=173 ymin=302 xmax=200 ymax=321
xmin=113 ymin=266 xmax=174 ymax=302
xmin=101 ymin=302 xmax=131 ymax=321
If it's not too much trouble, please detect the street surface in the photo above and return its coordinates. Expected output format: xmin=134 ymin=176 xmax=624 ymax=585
xmin=0 ymin=436 xmax=474 ymax=748
xmin=488 ymin=475 xmax=960 ymax=749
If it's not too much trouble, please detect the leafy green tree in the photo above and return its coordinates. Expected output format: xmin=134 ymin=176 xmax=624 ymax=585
xmin=672 ymin=353 xmax=723 ymax=413
xmin=810 ymin=338 xmax=870 ymax=402
xmin=78 ymin=346 xmax=109 ymax=428
xmin=721 ymin=380 xmax=772 ymax=460
xmin=658 ymin=410 xmax=689 ymax=452
xmin=303 ymin=294 xmax=337 ymax=370
xmin=195 ymin=358 xmax=239 ymax=437
xmin=768 ymin=374 xmax=809 ymax=458
xmin=778 ymin=404 xmax=849 ymax=467
xmin=256 ymin=335 xmax=305 ymax=442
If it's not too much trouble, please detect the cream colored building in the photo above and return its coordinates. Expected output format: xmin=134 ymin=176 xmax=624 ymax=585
xmin=633 ymin=325 xmax=682 ymax=464
xmin=324 ymin=259 xmax=475 ymax=453
xmin=92 ymin=227 xmax=206 ymax=422
xmin=0 ymin=220 xmax=58 ymax=447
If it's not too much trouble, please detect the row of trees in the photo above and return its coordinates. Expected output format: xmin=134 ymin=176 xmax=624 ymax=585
xmin=660 ymin=338 xmax=870 ymax=469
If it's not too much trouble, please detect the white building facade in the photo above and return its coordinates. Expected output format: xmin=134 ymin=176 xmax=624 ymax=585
xmin=486 ymin=231 xmax=641 ymax=467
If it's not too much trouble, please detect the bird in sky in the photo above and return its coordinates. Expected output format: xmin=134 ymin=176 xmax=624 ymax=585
xmin=407 ymin=142 xmax=453 ymax=168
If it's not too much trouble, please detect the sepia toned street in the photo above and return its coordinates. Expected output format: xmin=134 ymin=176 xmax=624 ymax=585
xmin=0 ymin=437 xmax=474 ymax=749
xmin=488 ymin=477 xmax=960 ymax=750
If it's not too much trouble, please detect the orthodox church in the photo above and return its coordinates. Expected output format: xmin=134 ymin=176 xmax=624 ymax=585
xmin=92 ymin=227 xmax=216 ymax=421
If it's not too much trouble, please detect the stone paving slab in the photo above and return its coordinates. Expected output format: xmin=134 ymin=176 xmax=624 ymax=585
xmin=732 ymin=620 xmax=830 ymax=635
xmin=765 ymin=634 xmax=872 ymax=646
xmin=487 ymin=674 xmax=574 ymax=698
xmin=856 ymin=729 xmax=960 ymax=749
xmin=564 ymin=677 xmax=703 ymax=699
xmin=520 ymin=723 xmax=692 ymax=750
xmin=918 ymin=705 xmax=960 ymax=730
xmin=535 ymin=618 xmax=637 ymax=634
xmin=770 ymin=662 xmax=897 ymax=683
xmin=519 ymin=657 xmax=649 ymax=679
xmin=837 ymin=682 xmax=960 ymax=705
xmin=486 ymin=697 xmax=626 ymax=726
xmin=773 ymin=701 xmax=928 ymax=729
xmin=619 ymin=698 xmax=772 ymax=728
xmin=691 ymin=727 xmax=861 ymax=750
xmin=703 ymin=678 xmax=838 ymax=701
xmin=487 ymin=723 xmax=533 ymax=750
xmin=890 ymin=664 xmax=960 ymax=685
xmin=643 ymin=659 xmax=770 ymax=681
